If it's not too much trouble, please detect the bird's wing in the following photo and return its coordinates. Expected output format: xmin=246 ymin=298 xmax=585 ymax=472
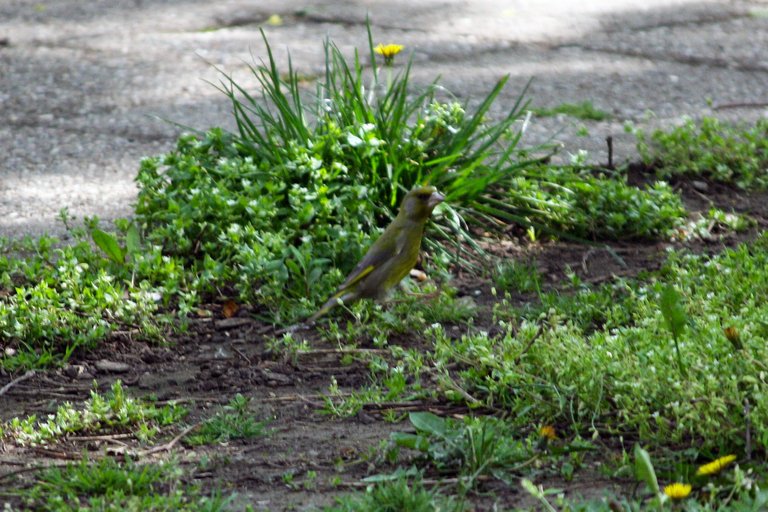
xmin=335 ymin=226 xmax=402 ymax=294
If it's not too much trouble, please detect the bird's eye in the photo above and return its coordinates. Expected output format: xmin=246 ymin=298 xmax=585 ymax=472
xmin=418 ymin=192 xmax=431 ymax=200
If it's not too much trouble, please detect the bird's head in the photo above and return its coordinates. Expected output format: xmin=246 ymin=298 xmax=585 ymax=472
xmin=399 ymin=185 xmax=445 ymax=221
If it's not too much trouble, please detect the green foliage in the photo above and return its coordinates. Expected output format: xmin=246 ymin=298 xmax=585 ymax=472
xmin=659 ymin=284 xmax=688 ymax=377
xmin=134 ymin=28 xmax=686 ymax=322
xmin=135 ymin=26 xmax=542 ymax=321
xmin=91 ymin=228 xmax=126 ymax=264
xmin=391 ymin=412 xmax=531 ymax=489
xmin=633 ymin=445 xmax=660 ymax=496
xmin=508 ymin=166 xmax=686 ymax=240
xmin=185 ymin=394 xmax=269 ymax=446
xmin=492 ymin=260 xmax=542 ymax=294
xmin=680 ymin=207 xmax=754 ymax=241
xmin=532 ymin=101 xmax=611 ymax=121
xmin=636 ymin=116 xmax=768 ymax=188
xmin=20 ymin=457 xmax=232 ymax=511
xmin=4 ymin=380 xmax=187 ymax=445
xmin=518 ymin=279 xmax=636 ymax=332
xmin=328 ymin=478 xmax=459 ymax=512
xmin=0 ymin=220 xmax=171 ymax=371
xmin=430 ymin=234 xmax=768 ymax=452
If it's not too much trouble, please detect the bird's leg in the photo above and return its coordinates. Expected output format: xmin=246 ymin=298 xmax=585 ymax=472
xmin=387 ymin=271 xmax=441 ymax=302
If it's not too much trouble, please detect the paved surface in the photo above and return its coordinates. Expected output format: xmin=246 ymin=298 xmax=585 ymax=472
xmin=1 ymin=0 xmax=767 ymax=238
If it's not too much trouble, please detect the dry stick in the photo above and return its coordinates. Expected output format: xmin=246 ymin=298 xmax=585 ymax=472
xmin=606 ymin=135 xmax=614 ymax=170
xmin=581 ymin=248 xmax=597 ymax=274
xmin=68 ymin=433 xmax=134 ymax=447
xmin=251 ymin=391 xmax=356 ymax=403
xmin=138 ymin=423 xmax=200 ymax=457
xmin=232 ymin=346 xmax=252 ymax=365
xmin=440 ymin=374 xmax=481 ymax=406
xmin=298 ymin=348 xmax=389 ymax=355
xmin=713 ymin=101 xmax=768 ymax=110
xmin=296 ymin=394 xmax=322 ymax=407
xmin=0 ymin=370 xmax=35 ymax=396
xmin=0 ymin=462 xmax=71 ymax=483
xmin=336 ymin=475 xmax=493 ymax=489
xmin=8 ymin=389 xmax=86 ymax=399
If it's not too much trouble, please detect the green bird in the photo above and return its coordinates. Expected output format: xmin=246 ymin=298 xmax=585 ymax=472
xmin=309 ymin=186 xmax=445 ymax=322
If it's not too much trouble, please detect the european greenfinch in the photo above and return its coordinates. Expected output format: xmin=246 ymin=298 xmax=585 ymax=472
xmin=309 ymin=186 xmax=445 ymax=321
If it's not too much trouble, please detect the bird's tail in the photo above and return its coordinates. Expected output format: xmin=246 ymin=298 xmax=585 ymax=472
xmin=307 ymin=291 xmax=352 ymax=323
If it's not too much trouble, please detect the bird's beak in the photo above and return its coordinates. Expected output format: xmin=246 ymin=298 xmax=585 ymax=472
xmin=428 ymin=191 xmax=445 ymax=209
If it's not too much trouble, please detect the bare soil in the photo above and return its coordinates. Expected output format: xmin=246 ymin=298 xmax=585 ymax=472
xmin=2 ymin=175 xmax=767 ymax=511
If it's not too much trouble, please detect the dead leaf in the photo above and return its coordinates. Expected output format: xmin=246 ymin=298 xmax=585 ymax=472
xmin=223 ymin=300 xmax=239 ymax=318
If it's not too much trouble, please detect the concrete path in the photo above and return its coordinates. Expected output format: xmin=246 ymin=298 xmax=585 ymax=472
xmin=1 ymin=0 xmax=766 ymax=238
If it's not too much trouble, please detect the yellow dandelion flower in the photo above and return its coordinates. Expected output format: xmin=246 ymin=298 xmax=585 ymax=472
xmin=663 ymin=482 xmax=692 ymax=500
xmin=539 ymin=425 xmax=557 ymax=440
xmin=374 ymin=43 xmax=404 ymax=65
xmin=696 ymin=454 xmax=737 ymax=476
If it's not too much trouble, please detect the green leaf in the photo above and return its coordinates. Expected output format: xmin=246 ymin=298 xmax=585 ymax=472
xmin=125 ymin=224 xmax=141 ymax=256
xmin=660 ymin=285 xmax=687 ymax=339
xmin=91 ymin=229 xmax=125 ymax=264
xmin=408 ymin=411 xmax=448 ymax=437
xmin=634 ymin=444 xmax=659 ymax=494
xmin=361 ymin=467 xmax=420 ymax=483
xmin=390 ymin=432 xmax=430 ymax=452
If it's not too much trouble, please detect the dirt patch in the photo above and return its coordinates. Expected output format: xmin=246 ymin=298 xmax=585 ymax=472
xmin=1 ymin=177 xmax=767 ymax=510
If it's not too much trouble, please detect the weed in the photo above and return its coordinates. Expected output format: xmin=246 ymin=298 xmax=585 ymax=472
xmin=0 ymin=216 xmax=172 ymax=371
xmin=18 ymin=457 xmax=232 ymax=511
xmin=492 ymin=260 xmax=542 ymax=294
xmin=533 ymin=101 xmax=611 ymax=121
xmin=4 ymin=380 xmax=186 ymax=446
xmin=635 ymin=116 xmax=768 ymax=189
xmin=391 ymin=412 xmax=532 ymax=490
xmin=327 ymin=478 xmax=460 ymax=512
xmin=185 ymin=394 xmax=269 ymax=446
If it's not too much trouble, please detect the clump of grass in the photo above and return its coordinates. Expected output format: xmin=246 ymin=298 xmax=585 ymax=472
xmin=391 ymin=412 xmax=533 ymax=490
xmin=635 ymin=116 xmax=768 ymax=189
xmin=327 ymin=477 xmax=460 ymax=512
xmin=532 ymin=101 xmax=611 ymax=121
xmin=185 ymin=394 xmax=269 ymax=446
xmin=18 ymin=457 xmax=232 ymax=512
xmin=493 ymin=260 xmax=542 ymax=294
xmin=4 ymin=380 xmax=187 ymax=445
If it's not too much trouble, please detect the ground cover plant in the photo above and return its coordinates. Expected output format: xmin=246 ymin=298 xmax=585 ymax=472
xmin=17 ymin=457 xmax=232 ymax=511
xmin=4 ymin=380 xmax=186 ymax=446
xmin=2 ymin=26 xmax=768 ymax=512
xmin=532 ymin=101 xmax=612 ymax=121
xmin=635 ymin=116 xmax=768 ymax=189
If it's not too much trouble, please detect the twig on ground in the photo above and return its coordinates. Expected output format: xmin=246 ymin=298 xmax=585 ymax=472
xmin=0 ymin=462 xmax=71 ymax=482
xmin=232 ymin=346 xmax=252 ymax=365
xmin=440 ymin=373 xmax=481 ymax=406
xmin=68 ymin=433 xmax=134 ymax=447
xmin=0 ymin=370 xmax=35 ymax=396
xmin=713 ymin=101 xmax=768 ymax=110
xmin=299 ymin=348 xmax=388 ymax=355
xmin=137 ymin=423 xmax=200 ymax=457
